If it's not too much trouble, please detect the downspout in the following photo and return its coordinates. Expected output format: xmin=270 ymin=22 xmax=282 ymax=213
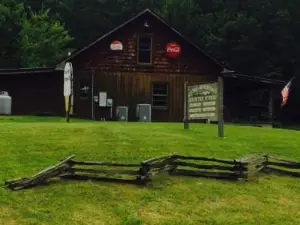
xmin=91 ymin=69 xmax=95 ymax=120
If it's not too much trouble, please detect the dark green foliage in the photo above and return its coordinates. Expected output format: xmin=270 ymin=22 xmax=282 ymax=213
xmin=0 ymin=0 xmax=25 ymax=67
xmin=0 ymin=1 xmax=73 ymax=68
xmin=18 ymin=6 xmax=73 ymax=67
xmin=2 ymin=0 xmax=300 ymax=80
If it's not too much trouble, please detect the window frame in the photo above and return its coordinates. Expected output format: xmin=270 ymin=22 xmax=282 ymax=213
xmin=152 ymin=82 xmax=169 ymax=110
xmin=137 ymin=34 xmax=153 ymax=65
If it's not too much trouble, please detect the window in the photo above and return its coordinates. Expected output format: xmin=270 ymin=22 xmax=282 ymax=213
xmin=79 ymin=82 xmax=89 ymax=99
xmin=152 ymin=83 xmax=168 ymax=109
xmin=137 ymin=36 xmax=152 ymax=64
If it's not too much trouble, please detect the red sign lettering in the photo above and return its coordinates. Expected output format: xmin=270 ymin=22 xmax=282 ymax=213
xmin=165 ymin=42 xmax=181 ymax=57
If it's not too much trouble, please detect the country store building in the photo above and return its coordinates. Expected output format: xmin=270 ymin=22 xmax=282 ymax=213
xmin=0 ymin=9 xmax=285 ymax=122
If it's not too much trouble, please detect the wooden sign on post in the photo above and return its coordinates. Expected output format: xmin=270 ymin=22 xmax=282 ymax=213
xmin=184 ymin=79 xmax=224 ymax=137
xmin=187 ymin=82 xmax=219 ymax=121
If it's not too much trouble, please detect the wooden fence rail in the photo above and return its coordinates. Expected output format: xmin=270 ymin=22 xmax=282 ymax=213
xmin=4 ymin=153 xmax=300 ymax=191
xmin=263 ymin=155 xmax=300 ymax=177
xmin=168 ymin=154 xmax=244 ymax=180
xmin=4 ymin=155 xmax=75 ymax=191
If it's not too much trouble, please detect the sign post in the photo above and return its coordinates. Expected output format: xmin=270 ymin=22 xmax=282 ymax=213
xmin=64 ymin=62 xmax=73 ymax=123
xmin=183 ymin=81 xmax=189 ymax=129
xmin=185 ymin=81 xmax=224 ymax=137
xmin=217 ymin=76 xmax=224 ymax=137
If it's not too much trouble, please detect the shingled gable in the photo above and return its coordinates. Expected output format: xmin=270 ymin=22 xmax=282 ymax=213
xmin=56 ymin=8 xmax=226 ymax=70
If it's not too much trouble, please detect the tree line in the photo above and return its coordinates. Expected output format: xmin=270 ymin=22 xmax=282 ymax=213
xmin=1 ymin=0 xmax=300 ymax=82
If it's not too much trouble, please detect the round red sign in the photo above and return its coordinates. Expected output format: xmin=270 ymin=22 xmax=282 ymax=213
xmin=165 ymin=42 xmax=181 ymax=57
xmin=110 ymin=40 xmax=123 ymax=51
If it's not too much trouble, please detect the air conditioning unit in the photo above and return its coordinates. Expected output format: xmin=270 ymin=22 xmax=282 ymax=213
xmin=116 ymin=106 xmax=128 ymax=121
xmin=136 ymin=104 xmax=151 ymax=122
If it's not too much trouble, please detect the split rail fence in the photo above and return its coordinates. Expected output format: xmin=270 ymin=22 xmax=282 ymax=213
xmin=4 ymin=153 xmax=300 ymax=191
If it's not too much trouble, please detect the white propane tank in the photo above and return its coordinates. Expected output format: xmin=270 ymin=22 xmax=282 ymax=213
xmin=0 ymin=91 xmax=12 ymax=115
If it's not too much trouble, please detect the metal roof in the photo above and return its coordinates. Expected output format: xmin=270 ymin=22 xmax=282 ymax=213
xmin=0 ymin=67 xmax=56 ymax=75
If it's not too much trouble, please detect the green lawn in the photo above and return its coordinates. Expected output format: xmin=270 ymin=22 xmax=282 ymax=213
xmin=1 ymin=116 xmax=300 ymax=225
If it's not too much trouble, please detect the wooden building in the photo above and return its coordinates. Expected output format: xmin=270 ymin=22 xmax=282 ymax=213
xmin=223 ymin=74 xmax=284 ymax=123
xmin=56 ymin=9 xmax=284 ymax=122
xmin=0 ymin=68 xmax=64 ymax=116
xmin=1 ymin=9 xmax=283 ymax=122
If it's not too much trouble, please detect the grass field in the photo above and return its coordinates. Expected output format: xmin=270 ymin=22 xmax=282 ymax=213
xmin=1 ymin=116 xmax=300 ymax=225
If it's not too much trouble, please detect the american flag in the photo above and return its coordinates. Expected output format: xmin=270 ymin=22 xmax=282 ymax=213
xmin=281 ymin=78 xmax=294 ymax=107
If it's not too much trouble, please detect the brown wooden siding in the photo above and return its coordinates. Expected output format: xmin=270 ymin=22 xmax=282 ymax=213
xmin=74 ymin=70 xmax=216 ymax=121
xmin=0 ymin=72 xmax=64 ymax=116
xmin=71 ymin=12 xmax=221 ymax=75
xmin=70 ymin=12 xmax=222 ymax=122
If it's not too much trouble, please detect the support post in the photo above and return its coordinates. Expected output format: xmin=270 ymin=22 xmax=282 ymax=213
xmin=91 ymin=69 xmax=95 ymax=121
xmin=183 ymin=81 xmax=189 ymax=129
xmin=66 ymin=95 xmax=71 ymax=123
xmin=66 ymin=72 xmax=73 ymax=123
xmin=218 ymin=76 xmax=224 ymax=137
xmin=64 ymin=62 xmax=73 ymax=123
xmin=269 ymin=88 xmax=274 ymax=123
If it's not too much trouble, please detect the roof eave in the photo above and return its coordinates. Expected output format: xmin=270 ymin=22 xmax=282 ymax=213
xmin=56 ymin=9 xmax=153 ymax=67
xmin=56 ymin=8 xmax=227 ymax=70
xmin=0 ymin=67 xmax=56 ymax=75
xmin=221 ymin=71 xmax=285 ymax=85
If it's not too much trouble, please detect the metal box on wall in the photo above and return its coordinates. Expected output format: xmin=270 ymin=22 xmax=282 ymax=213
xmin=136 ymin=104 xmax=151 ymax=122
xmin=116 ymin=106 xmax=128 ymax=121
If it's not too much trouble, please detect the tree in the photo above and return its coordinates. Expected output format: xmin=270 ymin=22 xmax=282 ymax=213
xmin=0 ymin=0 xmax=25 ymax=67
xmin=18 ymin=5 xmax=73 ymax=67
xmin=5 ymin=0 xmax=300 ymax=80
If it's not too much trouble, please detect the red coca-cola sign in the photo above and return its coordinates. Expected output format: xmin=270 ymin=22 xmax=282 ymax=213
xmin=165 ymin=42 xmax=181 ymax=57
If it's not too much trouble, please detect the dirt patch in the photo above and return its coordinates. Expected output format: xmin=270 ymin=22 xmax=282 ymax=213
xmin=71 ymin=204 xmax=120 ymax=225
xmin=0 ymin=206 xmax=18 ymax=225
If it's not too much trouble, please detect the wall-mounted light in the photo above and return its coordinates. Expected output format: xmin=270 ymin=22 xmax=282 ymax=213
xmin=80 ymin=86 xmax=89 ymax=93
xmin=144 ymin=21 xmax=149 ymax=28
xmin=220 ymin=68 xmax=235 ymax=77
